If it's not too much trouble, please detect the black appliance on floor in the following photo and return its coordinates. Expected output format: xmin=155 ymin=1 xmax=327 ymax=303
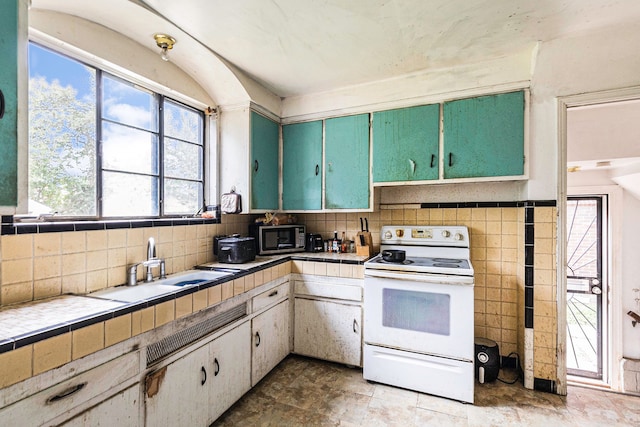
xmin=474 ymin=337 xmax=500 ymax=383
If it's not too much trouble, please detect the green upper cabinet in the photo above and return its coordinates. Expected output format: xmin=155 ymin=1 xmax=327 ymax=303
xmin=372 ymin=104 xmax=440 ymax=183
xmin=324 ymin=114 xmax=370 ymax=210
xmin=443 ymin=90 xmax=525 ymax=179
xmin=0 ymin=1 xmax=19 ymax=207
xmin=282 ymin=120 xmax=323 ymax=210
xmin=250 ymin=111 xmax=279 ymax=211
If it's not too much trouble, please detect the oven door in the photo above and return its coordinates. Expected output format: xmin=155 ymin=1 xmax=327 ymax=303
xmin=364 ymin=272 xmax=474 ymax=361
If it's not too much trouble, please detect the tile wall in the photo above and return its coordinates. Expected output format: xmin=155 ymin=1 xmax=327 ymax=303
xmin=301 ymin=204 xmax=559 ymax=386
xmin=532 ymin=207 xmax=558 ymax=381
xmin=0 ymin=215 xmax=252 ymax=307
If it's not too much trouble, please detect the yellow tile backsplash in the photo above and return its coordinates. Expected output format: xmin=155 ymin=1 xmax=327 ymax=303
xmin=0 ymin=216 xmax=252 ymax=306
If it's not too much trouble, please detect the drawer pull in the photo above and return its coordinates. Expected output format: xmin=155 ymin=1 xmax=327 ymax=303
xmin=255 ymin=331 xmax=261 ymax=347
xmin=214 ymin=358 xmax=220 ymax=376
xmin=47 ymin=382 xmax=86 ymax=404
xmin=353 ymin=319 xmax=358 ymax=333
xmin=268 ymin=290 xmax=278 ymax=297
xmin=430 ymin=154 xmax=436 ymax=168
xmin=0 ymin=89 xmax=4 ymax=119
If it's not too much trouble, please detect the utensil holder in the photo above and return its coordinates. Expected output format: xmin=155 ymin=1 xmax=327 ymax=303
xmin=356 ymin=231 xmax=372 ymax=256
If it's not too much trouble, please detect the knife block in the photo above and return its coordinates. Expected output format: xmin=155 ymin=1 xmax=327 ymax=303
xmin=356 ymin=231 xmax=372 ymax=257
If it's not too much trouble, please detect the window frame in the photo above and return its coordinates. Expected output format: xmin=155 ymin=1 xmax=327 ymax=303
xmin=24 ymin=40 xmax=207 ymax=221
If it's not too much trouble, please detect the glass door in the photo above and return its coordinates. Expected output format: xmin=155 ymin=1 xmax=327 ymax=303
xmin=566 ymin=196 xmax=606 ymax=379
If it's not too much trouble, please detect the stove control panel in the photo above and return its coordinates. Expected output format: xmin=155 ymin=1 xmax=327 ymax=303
xmin=380 ymin=225 xmax=469 ymax=247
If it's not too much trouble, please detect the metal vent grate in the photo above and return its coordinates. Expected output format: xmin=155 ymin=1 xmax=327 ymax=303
xmin=146 ymin=303 xmax=247 ymax=366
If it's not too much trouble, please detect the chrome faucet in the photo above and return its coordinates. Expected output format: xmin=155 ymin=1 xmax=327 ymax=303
xmin=126 ymin=237 xmax=166 ymax=286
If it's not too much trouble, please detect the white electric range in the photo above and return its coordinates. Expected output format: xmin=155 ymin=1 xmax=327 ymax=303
xmin=363 ymin=225 xmax=475 ymax=403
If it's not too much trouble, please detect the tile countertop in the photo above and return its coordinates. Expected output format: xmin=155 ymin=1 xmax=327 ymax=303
xmin=0 ymin=252 xmax=369 ymax=353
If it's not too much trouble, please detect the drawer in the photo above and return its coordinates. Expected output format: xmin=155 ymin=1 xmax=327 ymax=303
xmin=253 ymin=282 xmax=289 ymax=312
xmin=294 ymin=280 xmax=362 ymax=302
xmin=0 ymin=351 xmax=140 ymax=426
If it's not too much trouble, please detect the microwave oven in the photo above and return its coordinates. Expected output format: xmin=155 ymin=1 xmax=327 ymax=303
xmin=249 ymin=224 xmax=306 ymax=255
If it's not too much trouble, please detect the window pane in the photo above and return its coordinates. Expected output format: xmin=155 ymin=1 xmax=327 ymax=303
xmin=102 ymin=75 xmax=157 ymax=131
xmin=164 ymin=179 xmax=202 ymax=214
xmin=164 ymin=100 xmax=202 ymax=143
xmin=28 ymin=44 xmax=97 ymax=216
xmin=102 ymin=122 xmax=159 ymax=175
xmin=164 ymin=138 xmax=202 ymax=180
xmin=103 ymin=171 xmax=159 ymax=216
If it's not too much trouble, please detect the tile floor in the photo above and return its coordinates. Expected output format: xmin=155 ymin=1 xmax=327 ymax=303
xmin=213 ymin=355 xmax=640 ymax=426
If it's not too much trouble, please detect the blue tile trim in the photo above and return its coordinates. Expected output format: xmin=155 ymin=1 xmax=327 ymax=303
xmin=1 ymin=216 xmax=221 ymax=235
xmin=525 ymin=307 xmax=534 ymax=329
xmin=419 ymin=200 xmax=557 ymax=209
xmin=13 ymin=324 xmax=72 ymax=349
xmin=533 ymin=378 xmax=556 ymax=393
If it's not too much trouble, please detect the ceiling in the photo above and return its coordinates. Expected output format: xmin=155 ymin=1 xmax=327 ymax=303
xmin=30 ymin=0 xmax=640 ymax=98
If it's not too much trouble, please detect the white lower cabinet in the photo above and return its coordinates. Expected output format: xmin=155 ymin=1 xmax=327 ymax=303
xmin=60 ymin=385 xmax=139 ymax=427
xmin=251 ymin=299 xmax=291 ymax=386
xmin=209 ymin=321 xmax=252 ymax=421
xmin=0 ymin=351 xmax=140 ymax=427
xmin=294 ymin=297 xmax=362 ymax=366
xmin=144 ymin=322 xmax=251 ymax=426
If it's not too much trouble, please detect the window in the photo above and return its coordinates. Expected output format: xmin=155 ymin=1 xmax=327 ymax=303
xmin=27 ymin=42 xmax=204 ymax=218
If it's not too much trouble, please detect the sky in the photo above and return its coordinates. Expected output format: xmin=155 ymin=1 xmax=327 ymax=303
xmin=29 ymin=43 xmax=94 ymax=99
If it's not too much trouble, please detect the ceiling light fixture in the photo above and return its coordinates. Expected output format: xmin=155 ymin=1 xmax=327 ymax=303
xmin=154 ymin=34 xmax=176 ymax=62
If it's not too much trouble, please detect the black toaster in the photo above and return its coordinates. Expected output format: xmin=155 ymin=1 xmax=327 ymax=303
xmin=217 ymin=236 xmax=256 ymax=263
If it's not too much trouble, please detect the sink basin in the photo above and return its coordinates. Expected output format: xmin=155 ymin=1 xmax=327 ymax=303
xmin=88 ymin=270 xmax=233 ymax=303
xmin=158 ymin=270 xmax=232 ymax=286
xmin=88 ymin=284 xmax=183 ymax=303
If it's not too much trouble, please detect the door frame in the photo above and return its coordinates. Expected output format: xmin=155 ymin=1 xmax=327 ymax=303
xmin=557 ymin=87 xmax=636 ymax=394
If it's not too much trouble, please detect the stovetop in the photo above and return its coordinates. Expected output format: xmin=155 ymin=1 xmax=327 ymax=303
xmin=364 ymin=225 xmax=474 ymax=277
xmin=365 ymin=254 xmax=474 ymax=276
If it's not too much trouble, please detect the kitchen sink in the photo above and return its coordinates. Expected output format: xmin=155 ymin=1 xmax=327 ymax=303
xmin=87 ymin=270 xmax=233 ymax=303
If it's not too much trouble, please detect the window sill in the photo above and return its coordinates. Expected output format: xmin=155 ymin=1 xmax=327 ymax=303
xmin=1 ymin=215 xmax=221 ymax=235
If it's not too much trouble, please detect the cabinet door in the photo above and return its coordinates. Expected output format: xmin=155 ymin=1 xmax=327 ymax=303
xmin=282 ymin=121 xmax=323 ymax=210
xmin=251 ymin=299 xmax=290 ymax=386
xmin=324 ymin=114 xmax=370 ymax=209
xmin=372 ymin=104 xmax=440 ymax=183
xmin=61 ymin=385 xmax=139 ymax=427
xmin=144 ymin=344 xmax=210 ymax=426
xmin=443 ymin=91 xmax=525 ymax=178
xmin=294 ymin=298 xmax=362 ymax=366
xmin=250 ymin=111 xmax=279 ymax=210
xmin=209 ymin=322 xmax=251 ymax=422
xmin=0 ymin=0 xmax=19 ymax=206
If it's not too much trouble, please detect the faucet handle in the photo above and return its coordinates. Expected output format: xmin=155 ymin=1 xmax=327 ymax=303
xmin=160 ymin=260 xmax=167 ymax=279
xmin=127 ymin=263 xmax=141 ymax=286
